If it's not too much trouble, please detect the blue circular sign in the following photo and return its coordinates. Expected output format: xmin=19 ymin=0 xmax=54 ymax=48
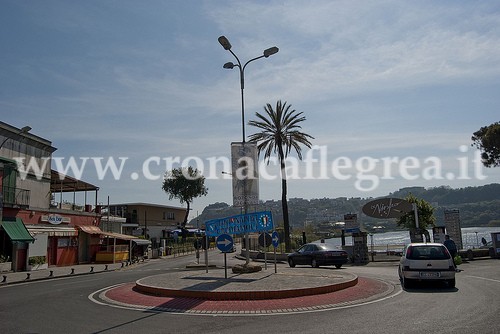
xmin=216 ymin=234 xmax=234 ymax=253
xmin=271 ymin=231 xmax=280 ymax=248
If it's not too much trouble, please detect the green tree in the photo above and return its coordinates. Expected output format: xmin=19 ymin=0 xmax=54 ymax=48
xmin=162 ymin=166 xmax=208 ymax=227
xmin=397 ymin=194 xmax=436 ymax=242
xmin=248 ymin=100 xmax=314 ymax=252
xmin=472 ymin=121 xmax=500 ymax=167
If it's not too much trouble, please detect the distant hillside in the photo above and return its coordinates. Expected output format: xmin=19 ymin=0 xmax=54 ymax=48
xmin=190 ymin=183 xmax=500 ymax=230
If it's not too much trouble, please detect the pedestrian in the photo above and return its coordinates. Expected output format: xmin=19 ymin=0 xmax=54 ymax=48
xmin=444 ymin=235 xmax=458 ymax=258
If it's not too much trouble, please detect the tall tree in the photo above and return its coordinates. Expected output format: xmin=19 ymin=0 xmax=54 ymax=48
xmin=248 ymin=100 xmax=314 ymax=252
xmin=396 ymin=194 xmax=436 ymax=242
xmin=162 ymin=166 xmax=208 ymax=227
xmin=472 ymin=121 xmax=500 ymax=167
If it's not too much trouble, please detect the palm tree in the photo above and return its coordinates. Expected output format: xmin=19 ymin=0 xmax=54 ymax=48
xmin=248 ymin=100 xmax=314 ymax=252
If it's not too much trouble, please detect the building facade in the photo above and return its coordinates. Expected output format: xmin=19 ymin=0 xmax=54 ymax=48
xmin=106 ymin=203 xmax=188 ymax=245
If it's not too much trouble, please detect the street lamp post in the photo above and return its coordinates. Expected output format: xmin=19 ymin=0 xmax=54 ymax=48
xmin=218 ymin=36 xmax=278 ymax=143
xmin=218 ymin=36 xmax=278 ymax=265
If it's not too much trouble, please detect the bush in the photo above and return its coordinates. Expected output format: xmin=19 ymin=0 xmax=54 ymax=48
xmin=28 ymin=256 xmax=46 ymax=266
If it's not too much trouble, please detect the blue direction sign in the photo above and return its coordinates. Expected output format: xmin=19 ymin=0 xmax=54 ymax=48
xmin=205 ymin=211 xmax=274 ymax=237
xmin=271 ymin=231 xmax=280 ymax=248
xmin=216 ymin=234 xmax=234 ymax=253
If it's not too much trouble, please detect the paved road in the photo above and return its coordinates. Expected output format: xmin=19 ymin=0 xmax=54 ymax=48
xmin=1 ymin=252 xmax=499 ymax=334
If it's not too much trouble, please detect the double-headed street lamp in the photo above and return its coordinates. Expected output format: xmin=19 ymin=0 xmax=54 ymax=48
xmin=218 ymin=36 xmax=278 ymax=265
xmin=218 ymin=35 xmax=278 ymax=142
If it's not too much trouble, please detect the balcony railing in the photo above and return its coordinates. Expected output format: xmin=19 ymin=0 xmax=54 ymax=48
xmin=1 ymin=186 xmax=30 ymax=208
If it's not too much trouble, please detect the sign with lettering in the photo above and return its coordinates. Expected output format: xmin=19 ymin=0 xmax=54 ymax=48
xmin=41 ymin=215 xmax=71 ymax=225
xmin=205 ymin=211 xmax=273 ymax=237
xmin=362 ymin=198 xmax=412 ymax=219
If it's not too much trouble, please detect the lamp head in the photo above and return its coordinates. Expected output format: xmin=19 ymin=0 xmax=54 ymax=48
xmin=223 ymin=62 xmax=235 ymax=69
xmin=263 ymin=46 xmax=279 ymax=58
xmin=218 ymin=36 xmax=232 ymax=50
xmin=21 ymin=126 xmax=32 ymax=133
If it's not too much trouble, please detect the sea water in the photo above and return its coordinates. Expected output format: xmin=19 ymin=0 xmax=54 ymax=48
xmin=323 ymin=226 xmax=500 ymax=250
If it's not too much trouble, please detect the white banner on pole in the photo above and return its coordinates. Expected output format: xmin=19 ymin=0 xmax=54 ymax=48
xmin=231 ymin=142 xmax=259 ymax=207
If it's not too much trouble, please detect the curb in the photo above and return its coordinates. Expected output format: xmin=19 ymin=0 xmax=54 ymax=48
xmin=134 ymin=275 xmax=358 ymax=300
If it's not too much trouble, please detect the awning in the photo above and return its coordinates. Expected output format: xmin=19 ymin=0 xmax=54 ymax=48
xmin=26 ymin=225 xmax=78 ymax=237
xmin=101 ymin=231 xmax=136 ymax=240
xmin=76 ymin=225 xmax=103 ymax=234
xmin=76 ymin=225 xmax=137 ymax=240
xmin=1 ymin=218 xmax=35 ymax=242
xmin=51 ymin=169 xmax=99 ymax=193
xmin=132 ymin=238 xmax=152 ymax=245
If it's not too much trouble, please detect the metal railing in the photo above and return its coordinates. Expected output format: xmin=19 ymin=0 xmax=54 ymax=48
xmin=2 ymin=186 xmax=30 ymax=208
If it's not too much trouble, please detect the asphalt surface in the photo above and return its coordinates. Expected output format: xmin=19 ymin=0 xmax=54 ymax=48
xmin=2 ymin=259 xmax=395 ymax=315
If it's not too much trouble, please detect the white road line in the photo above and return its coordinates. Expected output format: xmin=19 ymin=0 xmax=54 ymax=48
xmin=465 ymin=275 xmax=500 ymax=283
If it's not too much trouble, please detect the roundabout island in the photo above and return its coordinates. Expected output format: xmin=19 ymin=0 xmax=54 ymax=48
xmin=94 ymin=265 xmax=397 ymax=315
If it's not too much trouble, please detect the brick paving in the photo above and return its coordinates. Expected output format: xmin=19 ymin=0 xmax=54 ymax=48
xmin=100 ymin=271 xmax=395 ymax=315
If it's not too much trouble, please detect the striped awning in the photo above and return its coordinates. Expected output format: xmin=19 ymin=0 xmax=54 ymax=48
xmin=26 ymin=225 xmax=78 ymax=237
xmin=76 ymin=225 xmax=103 ymax=234
xmin=1 ymin=218 xmax=34 ymax=242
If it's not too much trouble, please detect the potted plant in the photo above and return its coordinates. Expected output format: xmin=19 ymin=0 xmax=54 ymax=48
xmin=0 ymin=254 xmax=12 ymax=272
xmin=28 ymin=256 xmax=48 ymax=271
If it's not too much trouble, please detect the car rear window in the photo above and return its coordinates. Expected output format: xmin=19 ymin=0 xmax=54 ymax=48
xmin=408 ymin=246 xmax=450 ymax=260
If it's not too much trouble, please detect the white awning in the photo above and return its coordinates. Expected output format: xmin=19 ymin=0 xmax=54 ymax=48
xmin=26 ymin=225 xmax=78 ymax=237
xmin=132 ymin=239 xmax=151 ymax=246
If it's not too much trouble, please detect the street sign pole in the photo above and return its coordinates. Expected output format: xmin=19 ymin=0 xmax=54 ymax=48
xmin=263 ymin=232 xmax=267 ymax=270
xmin=224 ymin=252 xmax=227 ymax=279
xmin=271 ymin=231 xmax=280 ymax=274
xmin=205 ymin=234 xmax=209 ymax=273
xmin=274 ymin=246 xmax=277 ymax=273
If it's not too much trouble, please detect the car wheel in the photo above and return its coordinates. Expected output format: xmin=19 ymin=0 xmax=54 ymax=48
xmin=402 ymin=276 xmax=412 ymax=289
xmin=311 ymin=258 xmax=319 ymax=268
xmin=288 ymin=258 xmax=296 ymax=268
xmin=447 ymin=278 xmax=456 ymax=288
xmin=335 ymin=264 xmax=342 ymax=269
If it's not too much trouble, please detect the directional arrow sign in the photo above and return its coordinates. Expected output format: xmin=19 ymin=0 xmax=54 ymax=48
xmin=216 ymin=234 xmax=234 ymax=253
xmin=271 ymin=231 xmax=280 ymax=248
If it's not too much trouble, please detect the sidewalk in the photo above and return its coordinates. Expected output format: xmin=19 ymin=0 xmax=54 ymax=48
xmin=0 ymin=261 xmax=137 ymax=285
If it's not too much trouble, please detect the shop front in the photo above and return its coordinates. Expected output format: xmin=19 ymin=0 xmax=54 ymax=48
xmin=0 ymin=217 xmax=34 ymax=272
xmin=26 ymin=225 xmax=79 ymax=267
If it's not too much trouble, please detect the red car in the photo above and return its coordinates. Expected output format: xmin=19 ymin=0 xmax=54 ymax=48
xmin=288 ymin=243 xmax=349 ymax=269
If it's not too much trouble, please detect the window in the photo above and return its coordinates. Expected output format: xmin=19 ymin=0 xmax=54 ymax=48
xmin=164 ymin=212 xmax=175 ymax=220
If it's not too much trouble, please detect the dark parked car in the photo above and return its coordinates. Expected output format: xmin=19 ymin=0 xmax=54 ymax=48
xmin=288 ymin=243 xmax=349 ymax=268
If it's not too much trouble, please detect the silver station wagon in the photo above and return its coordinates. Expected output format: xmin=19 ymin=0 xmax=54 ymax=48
xmin=398 ymin=243 xmax=456 ymax=289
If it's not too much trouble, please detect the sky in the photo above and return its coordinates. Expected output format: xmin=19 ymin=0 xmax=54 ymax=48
xmin=1 ymin=1 xmax=499 ymax=220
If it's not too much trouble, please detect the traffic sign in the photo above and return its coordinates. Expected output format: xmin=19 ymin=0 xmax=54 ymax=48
xmin=271 ymin=231 xmax=279 ymax=248
xmin=216 ymin=234 xmax=234 ymax=253
xmin=205 ymin=211 xmax=274 ymax=237
xmin=258 ymin=233 xmax=272 ymax=247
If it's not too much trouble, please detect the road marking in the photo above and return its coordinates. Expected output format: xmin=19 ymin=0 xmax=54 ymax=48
xmin=88 ymin=280 xmax=403 ymax=317
xmin=465 ymin=275 xmax=500 ymax=283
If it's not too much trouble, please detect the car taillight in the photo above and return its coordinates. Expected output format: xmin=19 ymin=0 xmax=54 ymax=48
xmin=406 ymin=247 xmax=412 ymax=258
